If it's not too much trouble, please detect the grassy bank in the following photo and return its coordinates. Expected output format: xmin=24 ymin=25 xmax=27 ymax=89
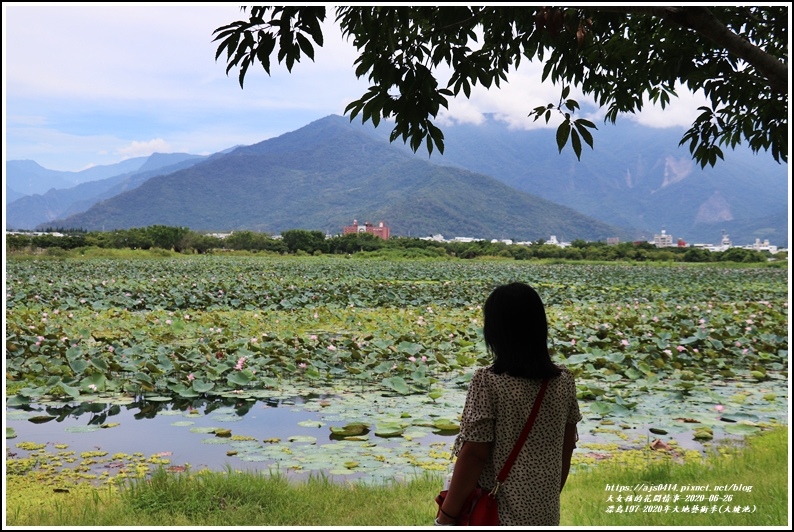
xmin=5 ymin=426 xmax=788 ymax=527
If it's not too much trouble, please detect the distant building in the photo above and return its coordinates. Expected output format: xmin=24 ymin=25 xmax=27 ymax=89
xmin=653 ymin=229 xmax=674 ymax=248
xmin=607 ymin=237 xmax=620 ymax=245
xmin=343 ymin=219 xmax=390 ymax=240
xmin=547 ymin=235 xmax=571 ymax=248
xmin=743 ymin=238 xmax=778 ymax=254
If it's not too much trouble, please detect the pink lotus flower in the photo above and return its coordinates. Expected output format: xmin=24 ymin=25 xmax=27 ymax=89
xmin=108 ymin=346 xmax=114 ymax=353
xmin=676 ymin=345 xmax=686 ymax=352
xmin=299 ymin=363 xmax=307 ymax=369
xmin=621 ymin=339 xmax=629 ymax=346
xmin=310 ymin=335 xmax=318 ymax=341
xmin=715 ymin=404 xmax=724 ymax=412
xmin=187 ymin=373 xmax=195 ymax=381
xmin=88 ymin=384 xmax=98 ymax=391
xmin=408 ymin=356 xmax=416 ymax=362
xmin=328 ymin=345 xmax=336 ymax=351
xmin=421 ymin=356 xmax=427 ymax=362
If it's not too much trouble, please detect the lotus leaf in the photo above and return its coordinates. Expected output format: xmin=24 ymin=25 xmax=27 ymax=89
xmin=330 ymin=423 xmax=368 ymax=436
xmin=64 ymin=425 xmax=101 ymax=433
xmin=288 ymin=435 xmax=317 ymax=443
xmin=374 ymin=424 xmax=405 ymax=438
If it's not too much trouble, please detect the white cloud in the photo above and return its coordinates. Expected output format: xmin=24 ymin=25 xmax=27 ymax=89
xmin=2 ymin=4 xmax=715 ymax=172
xmin=116 ymin=138 xmax=172 ymax=160
xmin=624 ymin=86 xmax=710 ymax=129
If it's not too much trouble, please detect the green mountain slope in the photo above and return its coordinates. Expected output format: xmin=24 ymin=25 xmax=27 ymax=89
xmin=49 ymin=116 xmax=630 ymax=242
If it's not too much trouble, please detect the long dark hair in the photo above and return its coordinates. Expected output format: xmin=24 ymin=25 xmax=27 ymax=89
xmin=483 ymin=282 xmax=562 ymax=380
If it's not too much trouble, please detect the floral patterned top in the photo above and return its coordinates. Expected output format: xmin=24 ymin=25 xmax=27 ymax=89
xmin=452 ymin=365 xmax=582 ymax=526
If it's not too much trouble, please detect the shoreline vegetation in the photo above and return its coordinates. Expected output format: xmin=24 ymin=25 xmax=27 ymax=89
xmin=5 ymin=225 xmax=787 ymax=266
xmin=5 ymin=426 xmax=788 ymax=526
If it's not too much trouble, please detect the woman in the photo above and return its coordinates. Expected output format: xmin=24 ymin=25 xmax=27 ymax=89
xmin=435 ymin=282 xmax=581 ymax=526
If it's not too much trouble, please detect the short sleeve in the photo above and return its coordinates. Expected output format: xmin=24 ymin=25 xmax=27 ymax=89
xmin=452 ymin=368 xmax=496 ymax=456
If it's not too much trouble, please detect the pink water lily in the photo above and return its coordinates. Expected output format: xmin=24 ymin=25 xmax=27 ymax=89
xmin=187 ymin=373 xmax=195 ymax=381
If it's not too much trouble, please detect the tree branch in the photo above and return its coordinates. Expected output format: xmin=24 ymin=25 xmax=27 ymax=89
xmin=594 ymin=6 xmax=788 ymax=94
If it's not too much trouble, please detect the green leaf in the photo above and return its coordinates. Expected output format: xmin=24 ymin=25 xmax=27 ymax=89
xmin=69 ymin=358 xmax=89 ymax=375
xmin=556 ymin=121 xmax=571 ymax=153
xmin=571 ymin=129 xmax=582 ymax=160
xmin=382 ymin=377 xmax=410 ymax=395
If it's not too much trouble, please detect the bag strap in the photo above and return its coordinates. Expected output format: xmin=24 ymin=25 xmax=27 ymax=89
xmin=491 ymin=378 xmax=549 ymax=493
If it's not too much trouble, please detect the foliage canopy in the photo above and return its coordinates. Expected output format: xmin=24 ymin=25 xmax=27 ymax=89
xmin=213 ymin=6 xmax=788 ymax=168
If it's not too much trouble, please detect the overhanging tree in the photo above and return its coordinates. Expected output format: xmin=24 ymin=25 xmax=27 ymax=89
xmin=213 ymin=6 xmax=788 ymax=168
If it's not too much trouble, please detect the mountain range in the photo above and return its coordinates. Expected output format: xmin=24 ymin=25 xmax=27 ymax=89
xmin=5 ymin=114 xmax=789 ymax=246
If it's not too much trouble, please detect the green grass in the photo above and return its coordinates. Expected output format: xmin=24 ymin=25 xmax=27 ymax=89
xmin=5 ymin=426 xmax=788 ymax=526
xmin=561 ymin=426 xmax=789 ymax=526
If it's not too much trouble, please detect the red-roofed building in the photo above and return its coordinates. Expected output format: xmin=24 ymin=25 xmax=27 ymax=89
xmin=343 ymin=219 xmax=390 ymax=240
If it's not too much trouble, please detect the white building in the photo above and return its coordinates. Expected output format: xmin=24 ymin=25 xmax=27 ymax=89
xmin=652 ymin=229 xmax=674 ymax=248
xmin=742 ymin=238 xmax=778 ymax=254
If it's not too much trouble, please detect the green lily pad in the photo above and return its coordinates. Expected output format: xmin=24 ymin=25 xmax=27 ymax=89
xmin=723 ymin=423 xmax=761 ymax=435
xmin=330 ymin=423 xmax=368 ymax=437
xmin=298 ymin=420 xmax=325 ymax=428
xmin=65 ymin=425 xmax=101 ymax=433
xmin=189 ymin=426 xmax=224 ymax=434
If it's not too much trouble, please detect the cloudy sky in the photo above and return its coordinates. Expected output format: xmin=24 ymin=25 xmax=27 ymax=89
xmin=3 ymin=3 xmax=710 ymax=173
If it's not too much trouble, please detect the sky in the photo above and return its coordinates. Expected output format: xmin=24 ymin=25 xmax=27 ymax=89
xmin=2 ymin=3 xmax=715 ymax=174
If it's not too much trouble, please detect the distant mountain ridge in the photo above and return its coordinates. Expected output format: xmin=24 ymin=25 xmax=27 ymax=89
xmin=6 ymin=153 xmax=208 ymax=230
xmin=7 ymin=114 xmax=788 ymax=246
xmin=6 ymin=157 xmax=151 ymax=199
xmin=40 ymin=116 xmax=628 ymax=242
xmin=359 ymin=114 xmax=789 ymax=246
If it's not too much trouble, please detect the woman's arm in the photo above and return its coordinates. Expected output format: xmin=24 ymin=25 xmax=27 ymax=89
xmin=560 ymin=422 xmax=577 ymax=492
xmin=437 ymin=440 xmax=493 ymax=524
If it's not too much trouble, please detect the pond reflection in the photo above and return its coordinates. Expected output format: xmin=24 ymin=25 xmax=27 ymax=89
xmin=7 ymin=373 xmax=788 ymax=486
xmin=7 ymin=391 xmax=465 ymax=484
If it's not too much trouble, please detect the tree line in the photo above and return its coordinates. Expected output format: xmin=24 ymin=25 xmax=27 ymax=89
xmin=5 ymin=225 xmax=782 ymax=264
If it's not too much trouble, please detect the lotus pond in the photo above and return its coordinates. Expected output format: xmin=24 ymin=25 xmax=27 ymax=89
xmin=5 ymin=257 xmax=789 ymax=485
